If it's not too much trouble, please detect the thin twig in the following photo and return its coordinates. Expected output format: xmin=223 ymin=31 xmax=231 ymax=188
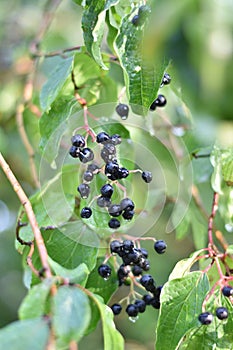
xmin=0 ymin=153 xmax=52 ymax=280
xmin=208 ymin=192 xmax=219 ymax=247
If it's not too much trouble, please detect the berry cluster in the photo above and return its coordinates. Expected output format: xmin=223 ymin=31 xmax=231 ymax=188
xmin=98 ymin=238 xmax=167 ymax=320
xmin=150 ymin=72 xmax=171 ymax=111
xmin=69 ymin=130 xmax=152 ymax=229
xmin=198 ymin=286 xmax=232 ymax=325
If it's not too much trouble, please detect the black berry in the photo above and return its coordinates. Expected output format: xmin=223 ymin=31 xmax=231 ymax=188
xmin=198 ymin=312 xmax=213 ymax=325
xmin=83 ymin=170 xmax=94 ymax=182
xmin=101 ymin=143 xmax=116 ymax=162
xmin=71 ymin=134 xmax=85 ymax=148
xmin=118 ymin=167 xmax=129 ymax=179
xmin=132 ymin=15 xmax=140 ymax=26
xmin=150 ymin=297 xmax=160 ymax=309
xmin=140 ymin=274 xmax=156 ymax=292
xmin=96 ymin=132 xmax=110 ymax=144
xmin=222 ymin=286 xmax=233 ymax=297
xmin=110 ymin=134 xmax=122 ymax=145
xmin=108 ymin=218 xmax=120 ymax=229
xmin=141 ymin=171 xmax=152 ymax=183
xmin=87 ymin=163 xmax=99 ymax=173
xmin=215 ymin=307 xmax=228 ymax=320
xmin=155 ymin=94 xmax=167 ymax=107
xmin=122 ymin=240 xmax=134 ymax=253
xmin=122 ymin=209 xmax=135 ymax=220
xmin=108 ymin=204 xmax=122 ymax=217
xmin=154 ymin=240 xmax=167 ymax=254
xmin=126 ymin=304 xmax=138 ymax=317
xmin=150 ymin=100 xmax=157 ymax=111
xmin=120 ymin=198 xmax=135 ymax=211
xmin=79 ymin=148 xmax=94 ymax=163
xmin=116 ymin=103 xmax=129 ymax=120
xmin=105 ymin=161 xmax=120 ymax=180
xmin=100 ymin=184 xmax=114 ymax=198
xmin=132 ymin=265 xmax=143 ymax=276
xmin=110 ymin=240 xmax=122 ymax=254
xmin=140 ymin=248 xmax=148 ymax=259
xmin=111 ymin=303 xmax=122 ymax=315
xmin=98 ymin=264 xmax=111 ymax=279
xmin=142 ymin=294 xmax=152 ymax=305
xmin=77 ymin=183 xmax=90 ymax=199
xmin=134 ymin=299 xmax=146 ymax=313
xmin=161 ymin=72 xmax=171 ymax=86
xmin=69 ymin=145 xmax=79 ymax=158
xmin=97 ymin=196 xmax=111 ymax=208
xmin=80 ymin=207 xmax=92 ymax=219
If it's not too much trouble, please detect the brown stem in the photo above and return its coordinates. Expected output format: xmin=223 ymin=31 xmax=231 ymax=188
xmin=31 ymin=45 xmax=82 ymax=59
xmin=0 ymin=153 xmax=52 ymax=280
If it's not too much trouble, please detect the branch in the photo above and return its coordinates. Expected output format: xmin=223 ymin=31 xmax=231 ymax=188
xmin=208 ymin=191 xmax=219 ymax=247
xmin=0 ymin=153 xmax=52 ymax=280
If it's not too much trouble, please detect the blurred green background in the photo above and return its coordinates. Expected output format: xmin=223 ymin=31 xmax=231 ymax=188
xmin=0 ymin=0 xmax=232 ymax=349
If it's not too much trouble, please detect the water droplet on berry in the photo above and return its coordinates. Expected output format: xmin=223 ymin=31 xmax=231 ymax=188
xmin=129 ymin=316 xmax=139 ymax=323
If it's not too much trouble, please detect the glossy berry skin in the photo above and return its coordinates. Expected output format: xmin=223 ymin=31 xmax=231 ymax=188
xmin=111 ymin=134 xmax=121 ymax=145
xmin=120 ymin=198 xmax=135 ymax=211
xmin=97 ymin=196 xmax=111 ymax=208
xmin=140 ymin=248 xmax=148 ymax=259
xmin=134 ymin=299 xmax=146 ymax=313
xmin=131 ymin=14 xmax=140 ymax=26
xmin=71 ymin=134 xmax=85 ymax=148
xmin=101 ymin=184 xmax=114 ymax=198
xmin=150 ymin=297 xmax=160 ymax=309
xmin=110 ymin=240 xmax=122 ymax=254
xmin=101 ymin=143 xmax=116 ymax=162
xmin=105 ymin=162 xmax=120 ymax=180
xmin=222 ymin=286 xmax=233 ymax=297
xmin=87 ymin=163 xmax=99 ymax=173
xmin=118 ymin=167 xmax=129 ymax=179
xmin=96 ymin=132 xmax=110 ymax=144
xmin=140 ymin=259 xmax=150 ymax=271
xmin=140 ymin=274 xmax=156 ymax=292
xmin=216 ymin=307 xmax=228 ymax=320
xmin=155 ymin=94 xmax=167 ymax=107
xmin=122 ymin=209 xmax=135 ymax=220
xmin=142 ymin=294 xmax=153 ymax=305
xmin=126 ymin=304 xmax=138 ymax=317
xmin=98 ymin=264 xmax=111 ymax=279
xmin=80 ymin=207 xmax=92 ymax=219
xmin=111 ymin=304 xmax=122 ymax=315
xmin=141 ymin=171 xmax=153 ymax=183
xmin=154 ymin=240 xmax=167 ymax=254
xmin=69 ymin=145 xmax=79 ymax=158
xmin=162 ymin=72 xmax=171 ymax=86
xmin=108 ymin=218 xmax=120 ymax=229
xmin=83 ymin=170 xmax=94 ymax=182
xmin=77 ymin=183 xmax=90 ymax=199
xmin=132 ymin=265 xmax=143 ymax=276
xmin=150 ymin=100 xmax=157 ymax=111
xmin=122 ymin=240 xmax=134 ymax=253
xmin=198 ymin=312 xmax=213 ymax=325
xmin=108 ymin=204 xmax=122 ymax=217
xmin=116 ymin=103 xmax=129 ymax=120
xmin=79 ymin=148 xmax=94 ymax=163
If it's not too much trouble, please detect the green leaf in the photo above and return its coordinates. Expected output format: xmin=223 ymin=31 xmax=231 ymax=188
xmin=82 ymin=0 xmax=119 ymax=69
xmin=221 ymin=148 xmax=233 ymax=186
xmin=18 ymin=278 xmax=54 ymax=320
xmin=86 ymin=257 xmax=118 ymax=303
xmin=39 ymin=96 xmax=78 ymax=162
xmin=53 ymin=286 xmax=91 ymax=344
xmin=226 ymin=245 xmax=233 ymax=255
xmin=155 ymin=272 xmax=209 ymax=350
xmin=40 ymin=55 xmax=74 ymax=111
xmin=114 ymin=8 xmax=168 ymax=115
xmin=48 ymin=257 xmax=89 ymax=285
xmin=90 ymin=294 xmax=124 ymax=350
xmin=168 ymin=250 xmax=204 ymax=281
xmin=0 ymin=318 xmax=50 ymax=350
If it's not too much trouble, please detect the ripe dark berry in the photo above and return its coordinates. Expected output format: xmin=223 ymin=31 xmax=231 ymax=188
xmin=123 ymin=250 xmax=141 ymax=265
xmin=198 ymin=312 xmax=213 ymax=325
xmin=83 ymin=170 xmax=94 ymax=182
xmin=132 ymin=265 xmax=142 ymax=276
xmin=98 ymin=264 xmax=111 ymax=279
xmin=101 ymin=143 xmax=116 ymax=162
xmin=105 ymin=161 xmax=120 ymax=180
xmin=140 ymin=248 xmax=148 ymax=259
xmin=134 ymin=299 xmax=146 ymax=313
xmin=110 ymin=134 xmax=121 ymax=145
xmin=161 ymin=72 xmax=171 ymax=86
xmin=216 ymin=307 xmax=228 ymax=320
xmin=120 ymin=198 xmax=135 ymax=211
xmin=150 ymin=100 xmax=157 ymax=111
xmin=122 ymin=209 xmax=135 ymax=220
xmin=100 ymin=184 xmax=114 ymax=198
xmin=110 ymin=240 xmax=122 ymax=254
xmin=154 ymin=240 xmax=167 ymax=254
xmin=154 ymin=285 xmax=163 ymax=299
xmin=155 ymin=94 xmax=167 ymax=107
xmin=141 ymin=171 xmax=152 ymax=183
xmin=140 ymin=274 xmax=156 ymax=292
xmin=97 ymin=196 xmax=111 ymax=208
xmin=111 ymin=304 xmax=122 ymax=315
xmin=122 ymin=240 xmax=134 ymax=253
xmin=80 ymin=207 xmax=92 ymax=219
xmin=118 ymin=167 xmax=129 ymax=179
xmin=108 ymin=204 xmax=122 ymax=217
xmin=117 ymin=264 xmax=129 ymax=280
xmin=69 ymin=145 xmax=79 ymax=158
xmin=222 ymin=285 xmax=233 ymax=297
xmin=142 ymin=294 xmax=152 ymax=305
xmin=116 ymin=103 xmax=129 ymax=120
xmin=108 ymin=218 xmax=120 ymax=229
xmin=150 ymin=297 xmax=160 ymax=309
xmin=140 ymin=258 xmax=150 ymax=271
xmin=96 ymin=132 xmax=110 ymax=144
xmin=71 ymin=134 xmax=85 ymax=147
xmin=126 ymin=304 xmax=138 ymax=317
xmin=87 ymin=163 xmax=99 ymax=173
xmin=131 ymin=14 xmax=140 ymax=26
xmin=77 ymin=183 xmax=90 ymax=199
xmin=79 ymin=148 xmax=94 ymax=163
